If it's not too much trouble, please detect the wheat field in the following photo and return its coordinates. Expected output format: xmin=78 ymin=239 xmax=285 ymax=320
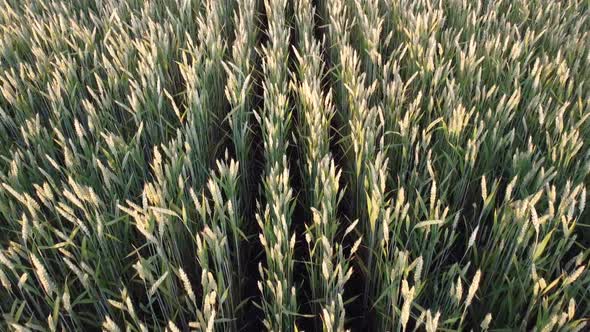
xmin=0 ymin=0 xmax=589 ymax=331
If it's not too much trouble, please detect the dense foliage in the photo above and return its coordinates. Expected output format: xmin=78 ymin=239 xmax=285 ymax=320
xmin=0 ymin=0 xmax=589 ymax=331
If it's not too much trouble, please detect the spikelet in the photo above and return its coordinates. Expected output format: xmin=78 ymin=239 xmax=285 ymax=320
xmin=167 ymin=321 xmax=181 ymax=332
xmin=0 ymin=268 xmax=10 ymax=290
xmin=103 ymin=316 xmax=121 ymax=332
xmin=430 ymin=180 xmax=437 ymax=212
xmin=468 ymin=226 xmax=479 ymax=249
xmin=149 ymin=272 xmax=169 ymax=297
xmin=564 ymin=265 xmax=585 ymax=286
xmin=568 ymin=298 xmax=576 ymax=319
xmin=0 ymin=251 xmax=14 ymax=271
xmin=481 ymin=175 xmax=488 ymax=201
xmin=63 ymin=286 xmax=72 ymax=313
xmin=540 ymin=315 xmax=558 ymax=332
xmin=63 ymin=257 xmax=89 ymax=289
xmin=530 ymin=205 xmax=540 ymax=234
xmin=400 ymin=279 xmax=415 ymax=331
xmin=558 ymin=312 xmax=569 ymax=327
xmin=2 ymin=183 xmax=27 ymax=206
xmin=30 ymin=254 xmax=55 ymax=295
xmin=480 ymin=313 xmax=492 ymax=330
xmin=48 ymin=314 xmax=56 ymax=332
xmin=455 ymin=276 xmax=463 ymax=303
xmin=124 ymin=291 xmax=138 ymax=320
xmin=425 ymin=310 xmax=441 ymax=332
xmin=572 ymin=322 xmax=588 ymax=332
xmin=20 ymin=213 xmax=29 ymax=243
xmin=414 ymin=256 xmax=423 ymax=285
xmin=18 ymin=273 xmax=28 ymax=289
xmin=505 ymin=176 xmax=518 ymax=202
xmin=322 ymin=260 xmax=330 ymax=281
xmin=178 ymin=268 xmax=196 ymax=304
xmin=465 ymin=269 xmax=481 ymax=307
